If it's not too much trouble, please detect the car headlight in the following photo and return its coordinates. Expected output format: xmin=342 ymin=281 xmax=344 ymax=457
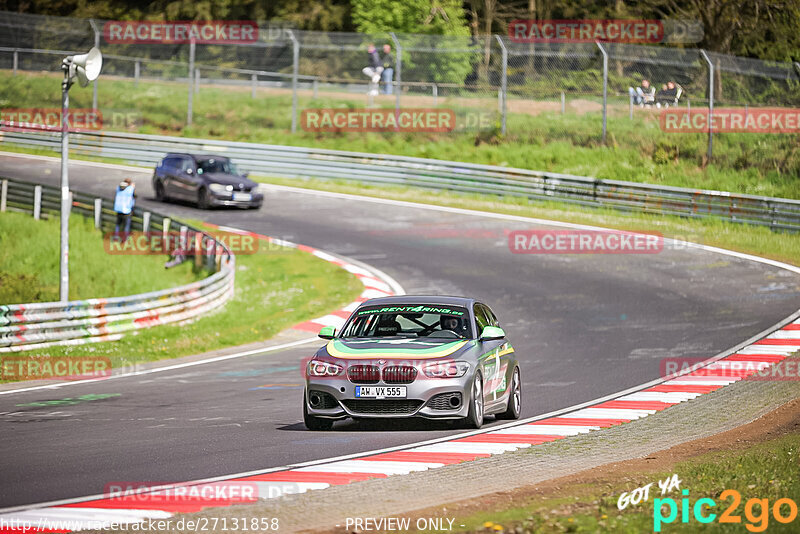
xmin=423 ymin=361 xmax=470 ymax=378
xmin=307 ymin=360 xmax=343 ymax=377
xmin=208 ymin=183 xmax=233 ymax=193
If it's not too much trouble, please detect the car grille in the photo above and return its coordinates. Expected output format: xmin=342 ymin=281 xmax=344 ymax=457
xmin=427 ymin=392 xmax=462 ymax=410
xmin=382 ymin=366 xmax=417 ymax=384
xmin=341 ymin=399 xmax=424 ymax=415
xmin=307 ymin=390 xmax=339 ymax=410
xmin=347 ymin=365 xmax=380 ymax=384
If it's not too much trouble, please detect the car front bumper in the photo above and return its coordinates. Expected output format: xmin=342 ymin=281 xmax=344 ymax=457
xmin=208 ymin=191 xmax=263 ymax=208
xmin=305 ymin=374 xmax=473 ymax=420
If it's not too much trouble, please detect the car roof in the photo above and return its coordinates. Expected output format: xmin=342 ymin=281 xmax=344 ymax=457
xmin=359 ymin=295 xmax=477 ymax=308
xmin=163 ymin=153 xmax=229 ymax=161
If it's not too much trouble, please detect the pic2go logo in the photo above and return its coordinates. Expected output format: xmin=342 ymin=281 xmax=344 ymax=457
xmin=654 ymin=489 xmax=798 ymax=532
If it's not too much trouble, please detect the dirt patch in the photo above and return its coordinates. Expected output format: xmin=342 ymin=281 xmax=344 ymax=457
xmin=309 ymin=397 xmax=800 ymax=533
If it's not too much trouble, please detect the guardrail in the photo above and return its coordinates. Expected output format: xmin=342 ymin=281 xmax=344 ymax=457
xmin=0 ymin=176 xmax=235 ymax=352
xmin=2 ymin=128 xmax=800 ymax=231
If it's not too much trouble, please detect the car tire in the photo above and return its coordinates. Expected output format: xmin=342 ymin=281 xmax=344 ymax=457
xmin=155 ymin=181 xmax=167 ymax=202
xmin=464 ymin=372 xmax=484 ymax=429
xmin=303 ymin=393 xmax=333 ymax=431
xmin=497 ymin=367 xmax=521 ymax=420
xmin=197 ymin=187 xmax=212 ymax=210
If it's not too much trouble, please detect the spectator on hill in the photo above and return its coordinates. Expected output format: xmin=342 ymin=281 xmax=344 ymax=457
xmin=113 ymin=178 xmax=136 ymax=239
xmin=656 ymin=81 xmax=680 ymax=107
xmin=361 ymin=44 xmax=383 ymax=97
xmin=628 ymin=79 xmax=655 ymax=106
xmin=381 ymin=44 xmax=394 ymax=95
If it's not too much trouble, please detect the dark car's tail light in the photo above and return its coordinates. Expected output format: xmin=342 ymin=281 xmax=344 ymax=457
xmin=383 ymin=365 xmax=417 ymax=384
xmin=347 ymin=365 xmax=380 ymax=383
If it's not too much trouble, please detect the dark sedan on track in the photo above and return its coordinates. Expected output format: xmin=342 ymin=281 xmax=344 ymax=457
xmin=152 ymin=153 xmax=263 ymax=209
xmin=303 ymin=295 xmax=522 ymax=430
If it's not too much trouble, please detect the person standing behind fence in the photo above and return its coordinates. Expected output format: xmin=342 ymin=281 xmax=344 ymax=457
xmin=114 ymin=178 xmax=136 ymax=239
xmin=362 ymin=44 xmax=383 ymax=97
xmin=381 ymin=44 xmax=394 ymax=95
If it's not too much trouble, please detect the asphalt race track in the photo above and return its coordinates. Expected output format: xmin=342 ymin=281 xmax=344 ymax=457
xmin=1 ymin=153 xmax=799 ymax=508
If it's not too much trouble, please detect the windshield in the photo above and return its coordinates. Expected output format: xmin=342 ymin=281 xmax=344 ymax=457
xmin=340 ymin=305 xmax=472 ymax=340
xmin=197 ymin=158 xmax=238 ymax=175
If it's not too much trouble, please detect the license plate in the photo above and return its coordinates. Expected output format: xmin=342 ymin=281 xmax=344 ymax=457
xmin=355 ymin=386 xmax=406 ymax=399
xmin=233 ymin=192 xmax=252 ymax=202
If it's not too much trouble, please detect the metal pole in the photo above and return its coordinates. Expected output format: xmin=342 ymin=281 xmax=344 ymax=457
xmin=0 ymin=179 xmax=7 ymax=211
xmin=60 ymin=68 xmax=71 ymax=302
xmin=700 ymin=50 xmax=714 ymax=161
xmin=596 ymin=41 xmax=608 ymax=143
xmin=94 ymin=198 xmax=102 ymax=228
xmin=794 ymin=62 xmax=800 ymax=79
xmin=33 ymin=185 xmax=41 ymax=220
xmin=251 ymin=73 xmax=257 ymax=98
xmin=495 ymin=35 xmax=507 ymax=135
xmin=629 ymin=92 xmax=633 ymax=120
xmin=134 ymin=60 xmax=140 ymax=87
xmin=195 ymin=68 xmax=200 ymax=94
xmin=142 ymin=211 xmax=151 ymax=233
xmin=433 ymin=84 xmax=438 ymax=106
xmin=187 ymin=39 xmax=195 ymax=127
xmin=288 ymin=30 xmax=299 ymax=133
xmin=561 ymin=91 xmax=565 ymax=114
xmin=90 ymin=20 xmax=100 ymax=112
xmin=12 ymin=49 xmax=18 ymax=75
xmin=313 ymin=78 xmax=318 ymax=99
xmin=390 ymin=32 xmax=402 ymax=112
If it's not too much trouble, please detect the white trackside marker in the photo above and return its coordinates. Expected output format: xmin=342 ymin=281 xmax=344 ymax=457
xmin=558 ymin=408 xmax=654 ymax=419
xmin=737 ymin=345 xmax=798 ymax=355
xmin=410 ymin=443 xmax=530 ymax=454
xmin=499 ymin=424 xmax=599 ymax=435
xmin=253 ymin=481 xmax=329 ymax=499
xmin=762 ymin=330 xmax=800 ymax=340
xmin=665 ymin=378 xmax=740 ymax=386
xmin=618 ymin=392 xmax=702 ymax=403
xmin=295 ymin=460 xmax=438 ymax=475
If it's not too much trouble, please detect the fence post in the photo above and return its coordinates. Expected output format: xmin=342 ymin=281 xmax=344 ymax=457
xmin=33 ymin=185 xmax=41 ymax=220
xmin=390 ymin=32 xmax=402 ymax=112
xmin=700 ymin=50 xmax=714 ymax=161
xmin=286 ymin=30 xmax=299 ymax=134
xmin=561 ymin=91 xmax=565 ymax=114
xmin=142 ymin=211 xmax=150 ymax=233
xmin=251 ymin=73 xmax=257 ymax=98
xmin=313 ymin=78 xmax=318 ymax=99
xmin=629 ymin=92 xmax=633 ymax=120
xmin=433 ymin=84 xmax=438 ymax=106
xmin=596 ymin=40 xmax=608 ymax=144
xmin=495 ymin=35 xmax=508 ymax=135
xmin=162 ymin=217 xmax=171 ymax=244
xmin=794 ymin=62 xmax=800 ymax=79
xmin=134 ymin=60 xmax=140 ymax=87
xmin=94 ymin=198 xmax=102 ymax=228
xmin=90 ymin=20 xmax=100 ymax=111
xmin=187 ymin=39 xmax=195 ymax=127
xmin=12 ymin=49 xmax=18 ymax=75
xmin=195 ymin=68 xmax=200 ymax=94
xmin=0 ymin=179 xmax=7 ymax=211
xmin=194 ymin=232 xmax=203 ymax=268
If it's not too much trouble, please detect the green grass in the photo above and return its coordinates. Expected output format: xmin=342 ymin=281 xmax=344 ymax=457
xmin=1 ymin=71 xmax=799 ymax=199
xmin=0 ymin=210 xmax=204 ymax=303
xmin=433 ymin=430 xmax=800 ymax=533
xmin=0 ymin=210 xmax=363 ymax=379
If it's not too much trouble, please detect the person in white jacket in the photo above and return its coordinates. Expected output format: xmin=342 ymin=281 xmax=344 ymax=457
xmin=113 ymin=178 xmax=136 ymax=238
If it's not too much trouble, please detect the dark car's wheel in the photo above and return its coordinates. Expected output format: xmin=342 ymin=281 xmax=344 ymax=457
xmin=197 ymin=187 xmax=212 ymax=210
xmin=465 ymin=372 xmax=484 ymax=429
xmin=303 ymin=393 xmax=333 ymax=431
xmin=154 ymin=181 xmax=167 ymax=202
xmin=497 ymin=367 xmax=521 ymax=420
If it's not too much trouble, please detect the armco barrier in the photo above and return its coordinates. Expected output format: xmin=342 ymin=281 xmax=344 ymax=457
xmin=0 ymin=177 xmax=235 ymax=352
xmin=2 ymin=128 xmax=799 ymax=231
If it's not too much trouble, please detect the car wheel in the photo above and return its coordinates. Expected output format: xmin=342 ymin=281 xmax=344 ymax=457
xmin=465 ymin=372 xmax=484 ymax=429
xmin=155 ymin=181 xmax=167 ymax=202
xmin=197 ymin=187 xmax=212 ymax=210
xmin=497 ymin=367 xmax=521 ymax=420
xmin=303 ymin=393 xmax=333 ymax=431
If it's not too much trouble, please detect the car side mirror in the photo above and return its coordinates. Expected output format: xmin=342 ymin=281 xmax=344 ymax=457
xmin=319 ymin=326 xmax=336 ymax=339
xmin=242 ymin=172 xmax=249 ymax=178
xmin=480 ymin=326 xmax=505 ymax=341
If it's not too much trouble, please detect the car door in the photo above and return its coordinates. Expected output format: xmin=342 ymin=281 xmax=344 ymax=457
xmin=173 ymin=157 xmax=200 ymax=200
xmin=474 ymin=303 xmax=505 ymax=410
xmin=483 ymin=303 xmax=515 ymax=406
xmin=162 ymin=157 xmax=183 ymax=199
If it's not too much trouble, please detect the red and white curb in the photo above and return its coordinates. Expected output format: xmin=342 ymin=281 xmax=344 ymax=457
xmin=202 ymin=224 xmax=404 ymax=334
xmin=1 ymin=313 xmax=797 ymax=532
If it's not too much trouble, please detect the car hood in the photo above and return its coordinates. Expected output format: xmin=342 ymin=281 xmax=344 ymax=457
xmin=201 ymin=172 xmax=257 ymax=188
xmin=316 ymin=338 xmax=475 ymax=361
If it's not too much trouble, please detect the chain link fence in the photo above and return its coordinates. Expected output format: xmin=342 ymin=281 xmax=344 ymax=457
xmin=1 ymin=10 xmax=800 ymax=162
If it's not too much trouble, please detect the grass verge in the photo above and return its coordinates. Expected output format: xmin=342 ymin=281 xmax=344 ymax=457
xmin=0 ymin=210 xmax=204 ymax=303
xmin=0 ymin=212 xmax=364 ymax=381
xmin=1 ymin=71 xmax=799 ymax=199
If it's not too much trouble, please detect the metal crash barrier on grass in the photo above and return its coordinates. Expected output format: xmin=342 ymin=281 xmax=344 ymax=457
xmin=2 ymin=128 xmax=799 ymax=232
xmin=0 ymin=177 xmax=235 ymax=352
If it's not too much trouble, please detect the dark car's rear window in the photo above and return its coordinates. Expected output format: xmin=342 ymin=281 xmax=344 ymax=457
xmin=197 ymin=158 xmax=238 ymax=175
xmin=340 ymin=304 xmax=472 ymax=339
